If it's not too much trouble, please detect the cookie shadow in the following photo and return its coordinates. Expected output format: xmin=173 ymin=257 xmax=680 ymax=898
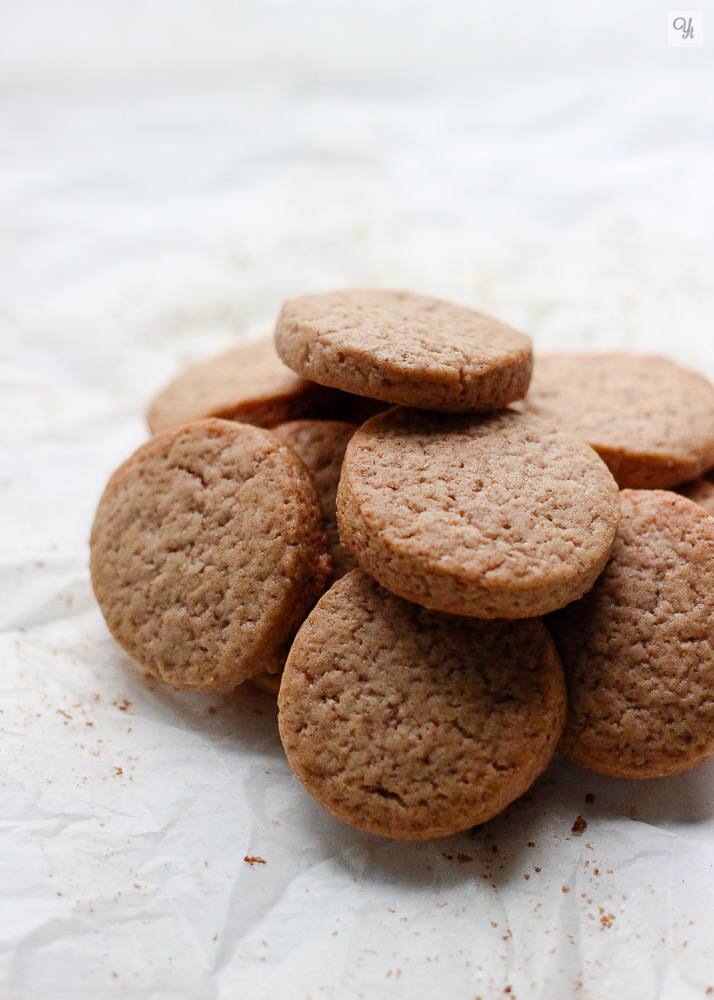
xmin=306 ymin=787 xmax=549 ymax=892
xmin=540 ymin=751 xmax=714 ymax=828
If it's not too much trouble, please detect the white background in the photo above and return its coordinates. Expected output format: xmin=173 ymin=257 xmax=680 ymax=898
xmin=2 ymin=3 xmax=714 ymax=998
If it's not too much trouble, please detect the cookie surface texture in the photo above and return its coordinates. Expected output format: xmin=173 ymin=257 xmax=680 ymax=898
xmin=549 ymin=490 xmax=714 ymax=778
xmin=275 ymin=289 xmax=532 ymax=412
xmin=337 ymin=407 xmax=620 ymax=618
xmin=525 ymin=353 xmax=714 ymax=489
xmin=278 ymin=570 xmax=566 ymax=841
xmin=274 ymin=420 xmax=358 ymax=582
xmin=90 ymin=419 xmax=331 ymax=692
xmin=147 ymin=339 xmax=343 ymax=434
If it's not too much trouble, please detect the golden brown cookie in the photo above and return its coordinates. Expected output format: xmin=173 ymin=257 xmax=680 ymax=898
xmin=90 ymin=419 xmax=331 ymax=692
xmin=146 ymin=339 xmax=381 ymax=434
xmin=274 ymin=420 xmax=358 ymax=582
xmin=679 ymin=473 xmax=714 ymax=517
xmin=525 ymin=353 xmax=714 ymax=489
xmin=549 ymin=490 xmax=714 ymax=778
xmin=278 ymin=570 xmax=566 ymax=841
xmin=337 ymin=407 xmax=620 ymax=618
xmin=275 ymin=289 xmax=532 ymax=412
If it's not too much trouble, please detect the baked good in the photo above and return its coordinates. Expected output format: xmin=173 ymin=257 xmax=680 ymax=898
xmin=549 ymin=489 xmax=714 ymax=778
xmin=278 ymin=570 xmax=566 ymax=841
xmin=275 ymin=289 xmax=532 ymax=412
xmin=90 ymin=419 xmax=331 ymax=692
xmin=337 ymin=407 xmax=620 ymax=618
xmin=525 ymin=353 xmax=714 ymax=489
xmin=146 ymin=338 xmax=378 ymax=434
xmin=274 ymin=420 xmax=358 ymax=582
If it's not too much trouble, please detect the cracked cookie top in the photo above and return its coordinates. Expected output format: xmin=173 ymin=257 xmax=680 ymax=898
xmin=278 ymin=569 xmax=566 ymax=840
xmin=90 ymin=418 xmax=331 ymax=692
xmin=550 ymin=489 xmax=714 ymax=778
xmin=337 ymin=407 xmax=620 ymax=618
xmin=274 ymin=289 xmax=532 ymax=412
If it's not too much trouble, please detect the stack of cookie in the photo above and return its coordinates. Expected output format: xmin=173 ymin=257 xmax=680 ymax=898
xmin=90 ymin=290 xmax=714 ymax=842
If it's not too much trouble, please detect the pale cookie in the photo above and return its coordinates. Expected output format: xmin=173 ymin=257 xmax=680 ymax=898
xmin=337 ymin=408 xmax=620 ymax=618
xmin=147 ymin=339 xmax=381 ymax=434
xmin=275 ymin=289 xmax=532 ymax=412
xmin=525 ymin=353 xmax=714 ymax=489
xmin=278 ymin=570 xmax=566 ymax=841
xmin=90 ymin=419 xmax=331 ymax=692
xmin=549 ymin=490 xmax=714 ymax=779
xmin=679 ymin=473 xmax=714 ymax=517
xmin=274 ymin=420 xmax=358 ymax=582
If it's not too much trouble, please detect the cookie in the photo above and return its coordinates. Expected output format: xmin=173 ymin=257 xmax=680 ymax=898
xmin=524 ymin=353 xmax=714 ymax=489
xmin=146 ymin=338 xmax=381 ymax=434
xmin=90 ymin=419 xmax=331 ymax=692
xmin=337 ymin=407 xmax=620 ymax=618
xmin=278 ymin=570 xmax=566 ymax=841
xmin=275 ymin=289 xmax=532 ymax=412
xmin=679 ymin=473 xmax=714 ymax=517
xmin=274 ymin=420 xmax=358 ymax=582
xmin=549 ymin=490 xmax=714 ymax=778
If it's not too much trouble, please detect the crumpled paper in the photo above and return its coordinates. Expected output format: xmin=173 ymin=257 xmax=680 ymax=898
xmin=3 ymin=55 xmax=714 ymax=999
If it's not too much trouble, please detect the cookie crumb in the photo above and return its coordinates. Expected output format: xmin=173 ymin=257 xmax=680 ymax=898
xmin=244 ymin=856 xmax=267 ymax=866
xmin=571 ymin=815 xmax=587 ymax=835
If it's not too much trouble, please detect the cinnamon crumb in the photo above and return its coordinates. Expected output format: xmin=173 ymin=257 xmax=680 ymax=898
xmin=571 ymin=815 xmax=587 ymax=835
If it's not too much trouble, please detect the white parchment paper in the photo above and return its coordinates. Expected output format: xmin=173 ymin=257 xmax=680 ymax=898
xmin=2 ymin=5 xmax=714 ymax=996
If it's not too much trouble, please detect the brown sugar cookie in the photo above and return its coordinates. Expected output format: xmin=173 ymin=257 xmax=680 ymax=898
xmin=146 ymin=338 xmax=381 ymax=434
xmin=337 ymin=407 xmax=620 ymax=618
xmin=524 ymin=353 xmax=714 ymax=489
xmin=275 ymin=289 xmax=532 ymax=412
xmin=274 ymin=420 xmax=358 ymax=582
xmin=90 ymin=419 xmax=331 ymax=692
xmin=278 ymin=570 xmax=566 ymax=841
xmin=548 ymin=490 xmax=714 ymax=778
xmin=679 ymin=473 xmax=714 ymax=517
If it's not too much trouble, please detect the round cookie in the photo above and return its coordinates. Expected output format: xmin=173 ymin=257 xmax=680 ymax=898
xmin=90 ymin=419 xmax=331 ymax=692
xmin=337 ymin=407 xmax=620 ymax=618
xmin=274 ymin=420 xmax=358 ymax=582
xmin=146 ymin=339 xmax=380 ymax=434
xmin=278 ymin=570 xmax=566 ymax=841
xmin=525 ymin=353 xmax=714 ymax=489
xmin=275 ymin=289 xmax=532 ymax=412
xmin=548 ymin=490 xmax=714 ymax=779
xmin=679 ymin=473 xmax=714 ymax=518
